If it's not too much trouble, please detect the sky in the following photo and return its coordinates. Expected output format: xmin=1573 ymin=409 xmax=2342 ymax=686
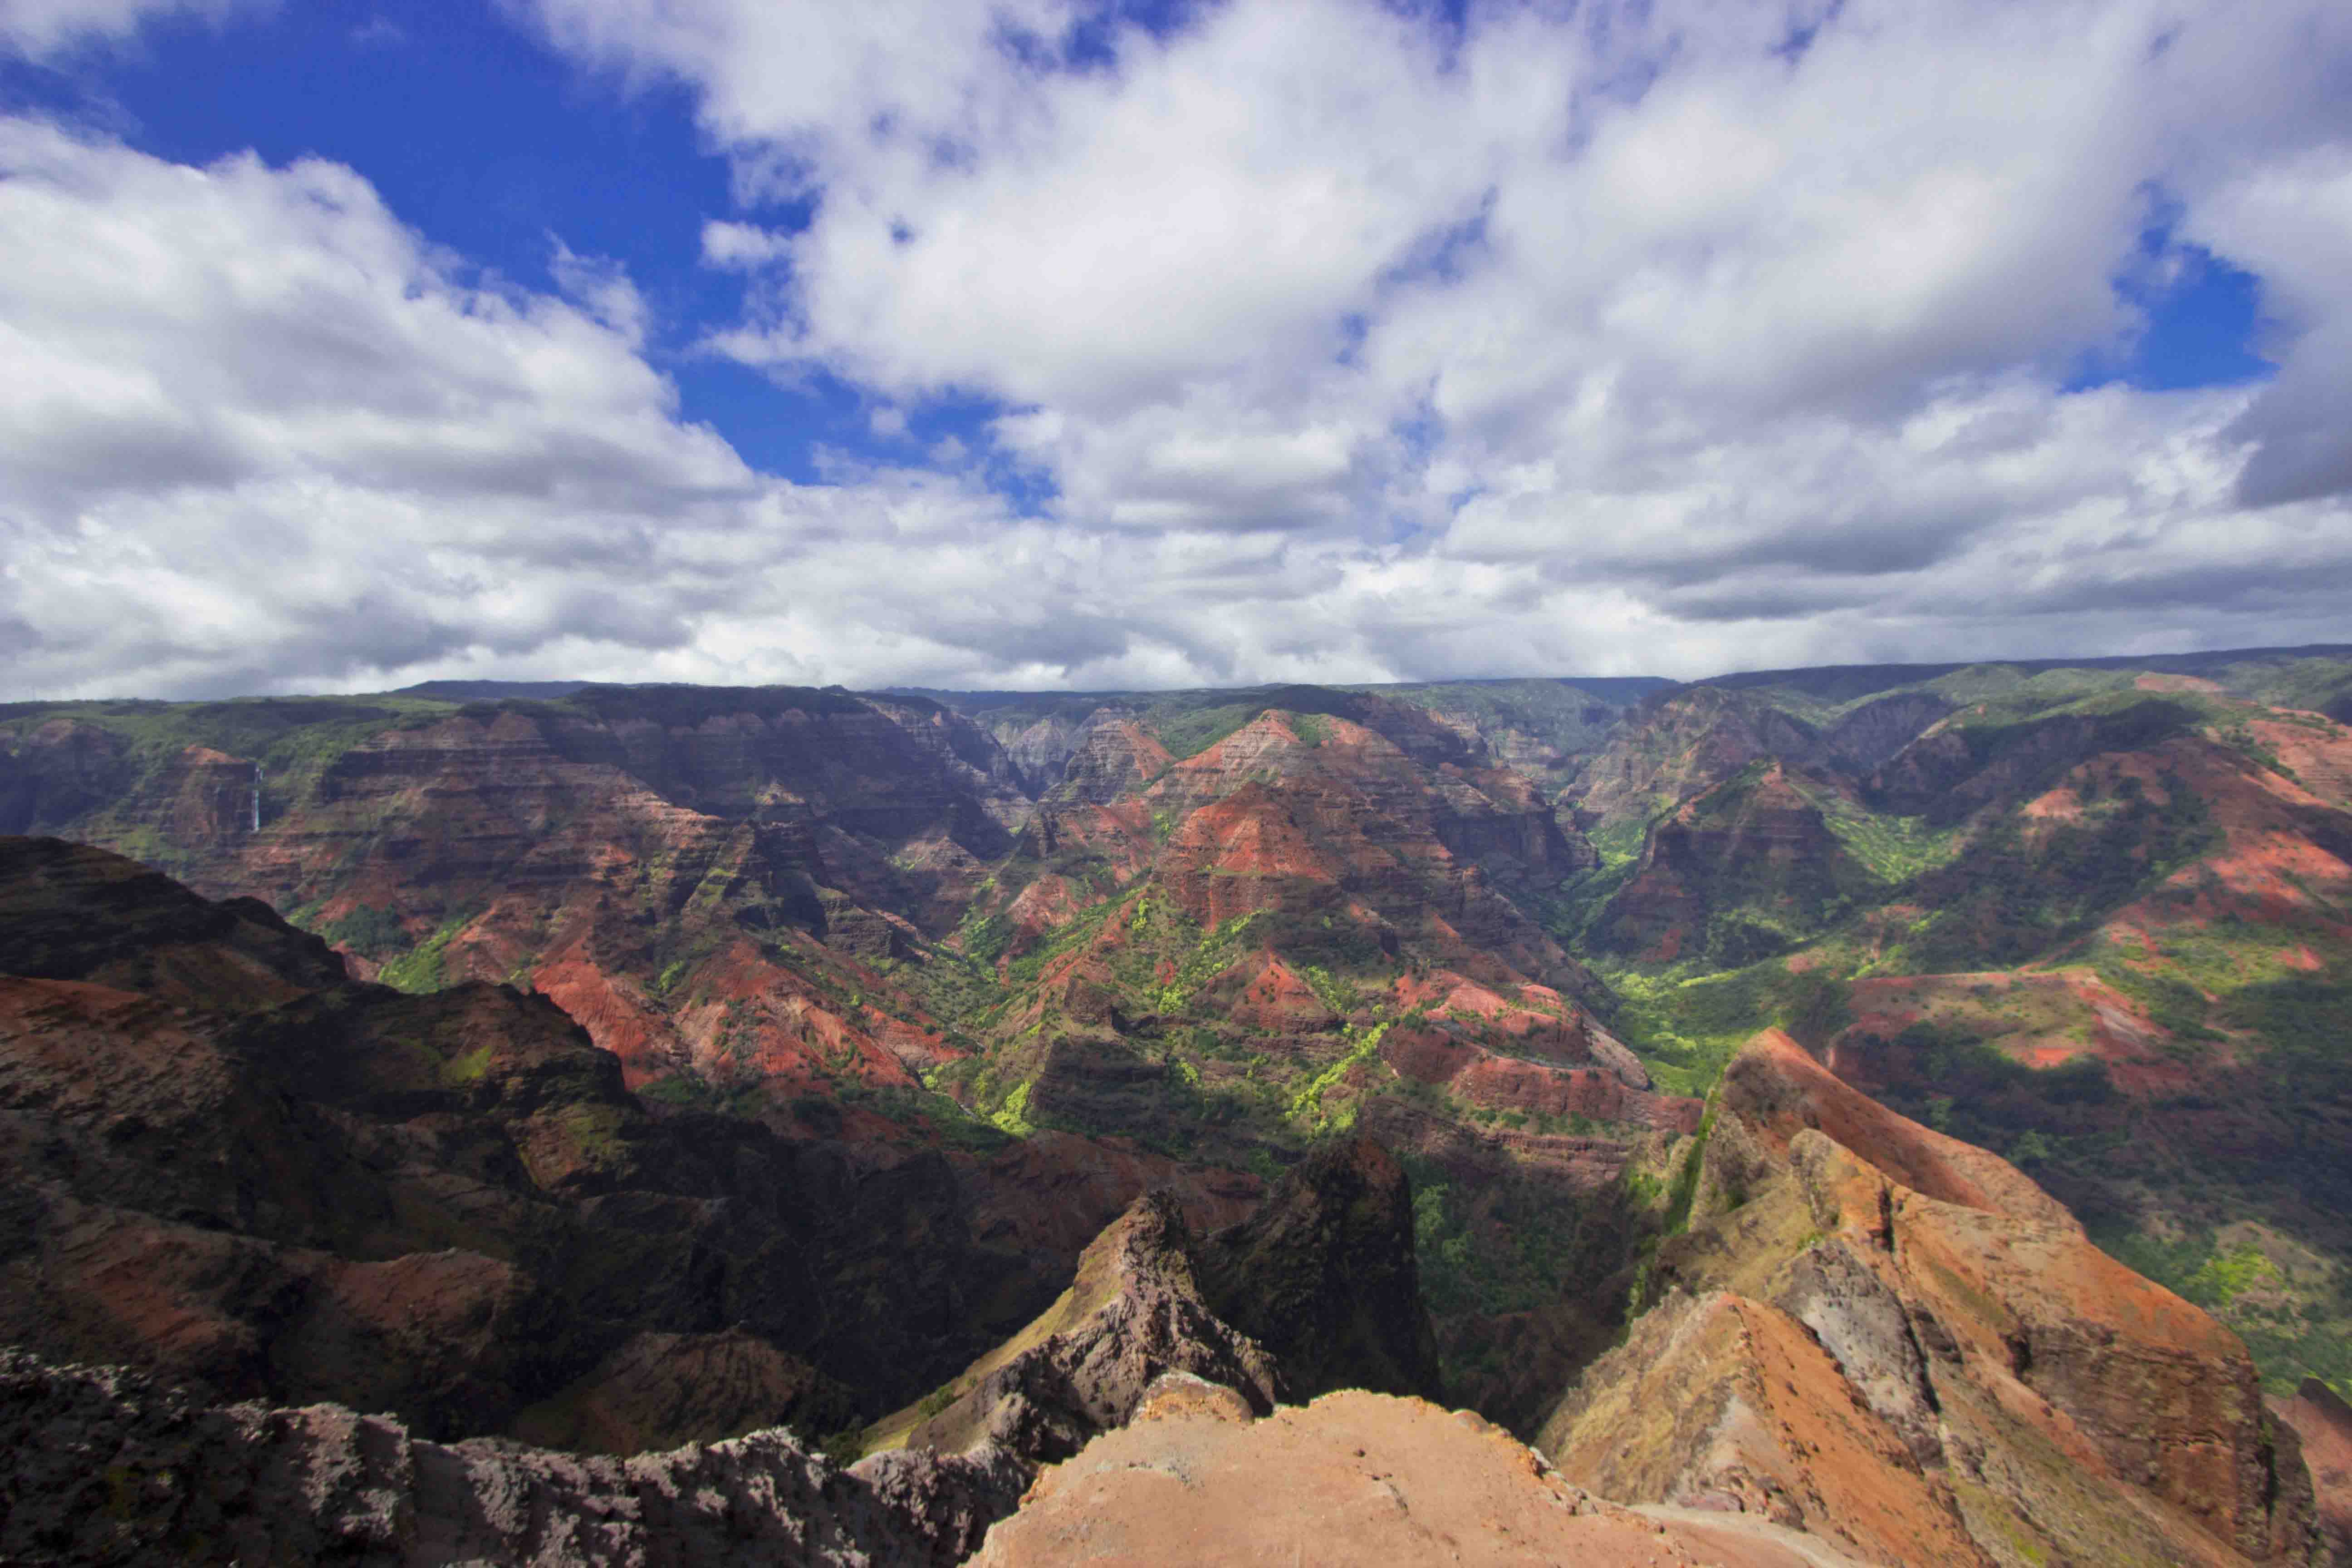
xmin=0 ymin=0 xmax=2346 ymax=698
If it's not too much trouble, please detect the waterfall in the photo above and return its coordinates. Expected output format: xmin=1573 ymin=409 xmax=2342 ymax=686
xmin=251 ymin=763 xmax=262 ymax=833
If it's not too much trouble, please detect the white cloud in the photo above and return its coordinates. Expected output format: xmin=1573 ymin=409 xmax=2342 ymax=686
xmin=500 ymin=0 xmax=2352 ymax=676
xmin=0 ymin=119 xmax=757 ymax=695
xmin=549 ymin=242 xmax=650 ymax=347
xmin=7 ymin=0 xmax=2352 ymax=700
xmin=2184 ymin=147 xmax=2352 ymax=506
xmin=0 ymin=0 xmax=264 ymax=56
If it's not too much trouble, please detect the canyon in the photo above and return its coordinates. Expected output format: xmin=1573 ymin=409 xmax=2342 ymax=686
xmin=2 ymin=643 xmax=2350 ymax=1563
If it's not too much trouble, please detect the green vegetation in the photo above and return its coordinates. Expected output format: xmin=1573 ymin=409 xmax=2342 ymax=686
xmin=1585 ymin=818 xmax=1647 ymax=869
xmin=1151 ymin=908 xmax=1267 ymax=1014
xmin=319 ymin=903 xmax=408 ymax=960
xmin=2220 ymin=969 xmax=2352 ymax=1109
xmin=1299 ymin=962 xmax=1361 ymax=1018
xmin=438 ymin=1044 xmax=495 ymax=1084
xmin=1860 ymin=1020 xmax=2116 ymax=1158
xmin=378 ymin=916 xmax=469 ymax=993
xmin=1285 ymin=1019 xmax=1390 ymax=1132
xmin=1132 ymin=685 xmax=1392 ymax=760
xmin=1661 ymin=1103 xmax=1718 ymax=1235
xmin=1142 ymin=701 xmax=1266 ymax=761
xmin=2187 ymin=1242 xmax=2284 ymax=1306
xmin=2203 ymin=654 xmax=2352 ymax=714
xmin=988 ymin=1077 xmax=1038 ymax=1137
xmin=1881 ymin=773 xmax=2217 ymax=973
xmin=2093 ymin=1220 xmax=2352 ymax=1399
xmin=955 ymin=908 xmax=1014 ymax=966
xmin=2092 ymin=957 xmax=2218 ymax=1043
xmin=1403 ymin=1150 xmax=1637 ymax=1325
xmin=1818 ymin=799 xmax=1962 ymax=883
xmin=1596 ymin=960 xmax=1852 ymax=1094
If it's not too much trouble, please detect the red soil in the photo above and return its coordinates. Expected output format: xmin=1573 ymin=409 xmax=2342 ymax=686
xmin=1727 ymin=1029 xmax=2077 ymax=1229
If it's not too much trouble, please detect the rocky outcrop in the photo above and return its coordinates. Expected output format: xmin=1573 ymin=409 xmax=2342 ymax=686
xmin=1540 ymin=1029 xmax=2325 ymax=1568
xmin=1709 ymin=1028 xmax=2077 ymax=1228
xmin=868 ymin=1141 xmax=1443 ymax=1550
xmin=881 ymin=1189 xmax=1280 ymax=1466
xmin=0 ymin=719 xmax=135 ymax=835
xmin=968 ymin=1387 xmax=1853 ymax=1568
xmin=1043 ymin=715 xmax=1171 ymax=807
xmin=2274 ymin=1379 xmax=2352 ymax=1567
xmin=843 ymin=1445 xmax=1031 ymax=1565
xmin=991 ymin=703 xmax=1121 ymax=796
xmin=1544 ymin=1288 xmax=1992 ymax=1568
xmin=0 ymin=1347 xmax=1020 ymax=1568
xmin=1196 ymin=1136 xmax=1445 ymax=1405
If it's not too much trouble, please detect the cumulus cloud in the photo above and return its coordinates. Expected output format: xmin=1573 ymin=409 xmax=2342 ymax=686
xmin=501 ymin=0 xmax=2352 ymax=673
xmin=5 ymin=0 xmax=2352 ymax=700
xmin=0 ymin=119 xmax=760 ymax=696
xmin=0 ymin=117 xmax=1378 ymax=697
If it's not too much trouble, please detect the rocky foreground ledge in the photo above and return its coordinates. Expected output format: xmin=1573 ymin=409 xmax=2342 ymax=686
xmin=0 ymin=1347 xmax=1024 ymax=1567
xmin=973 ymin=1379 xmax=1856 ymax=1567
xmin=0 ymin=1346 xmax=1859 ymax=1568
xmin=0 ymin=1130 xmax=1818 ymax=1567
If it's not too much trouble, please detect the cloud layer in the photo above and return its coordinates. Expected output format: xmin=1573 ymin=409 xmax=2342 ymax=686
xmin=3 ymin=0 xmax=2350 ymax=697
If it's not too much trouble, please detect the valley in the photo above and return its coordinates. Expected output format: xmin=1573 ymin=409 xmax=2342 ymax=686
xmin=4 ymin=644 xmax=2351 ymax=1563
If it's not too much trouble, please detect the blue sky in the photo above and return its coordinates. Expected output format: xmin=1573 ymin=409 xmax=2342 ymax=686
xmin=0 ymin=0 xmax=2345 ymax=697
xmin=2 ymin=2 xmax=865 ymax=481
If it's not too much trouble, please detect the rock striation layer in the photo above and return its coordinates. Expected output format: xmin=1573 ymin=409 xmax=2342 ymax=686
xmin=1540 ymin=1029 xmax=2325 ymax=1568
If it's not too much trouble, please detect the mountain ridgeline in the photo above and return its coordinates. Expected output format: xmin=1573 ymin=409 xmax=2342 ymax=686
xmin=3 ymin=645 xmax=2352 ymax=1563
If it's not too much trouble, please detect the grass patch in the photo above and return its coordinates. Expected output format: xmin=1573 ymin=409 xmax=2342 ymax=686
xmin=378 ymin=916 xmax=468 ymax=993
xmin=1285 ymin=1020 xmax=1390 ymax=1132
xmin=1595 ymin=959 xmax=1851 ymax=1096
xmin=1818 ymin=799 xmax=1962 ymax=884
